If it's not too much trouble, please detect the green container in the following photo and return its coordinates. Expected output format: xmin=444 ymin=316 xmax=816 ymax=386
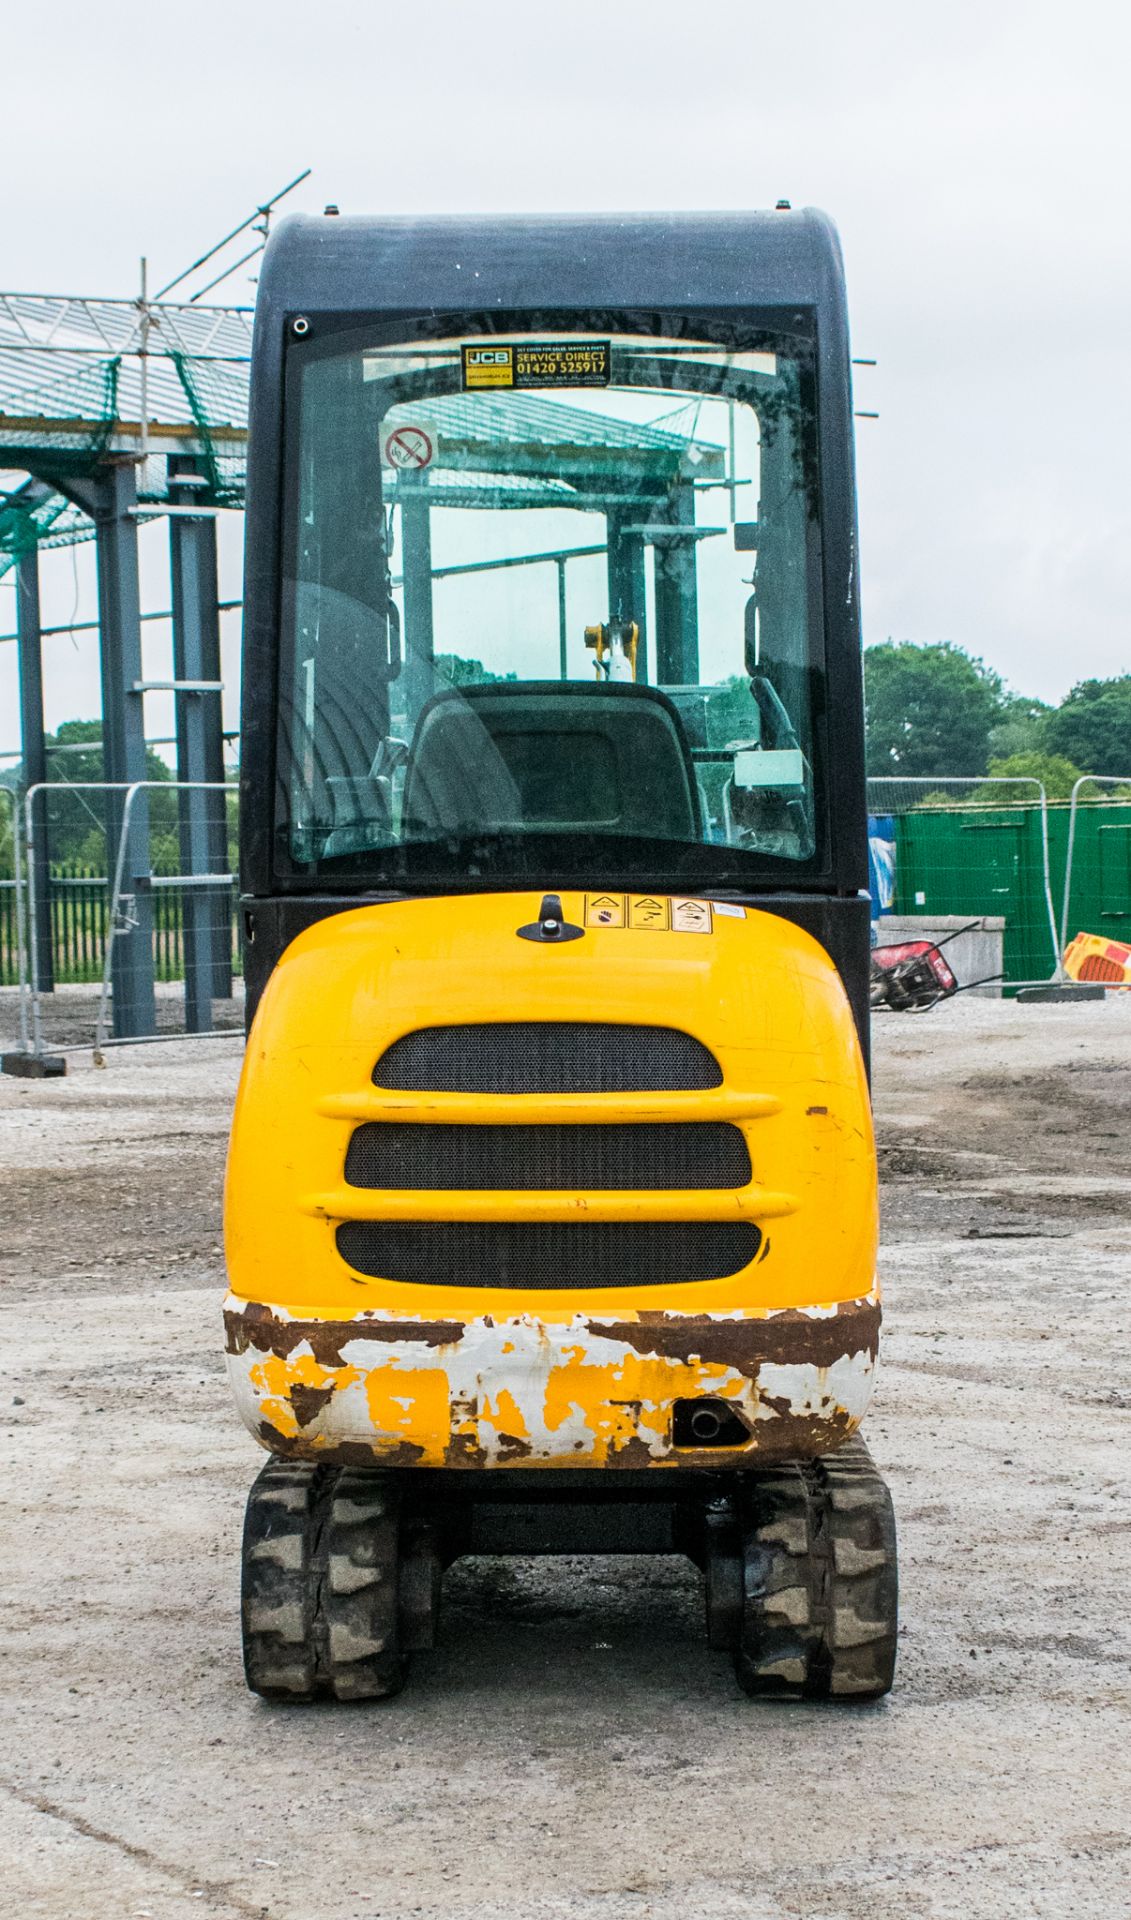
xmin=891 ymin=799 xmax=1131 ymax=983
xmin=892 ymin=805 xmax=1054 ymax=982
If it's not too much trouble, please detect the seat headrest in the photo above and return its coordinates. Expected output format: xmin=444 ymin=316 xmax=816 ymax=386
xmin=402 ymin=680 xmax=700 ymax=840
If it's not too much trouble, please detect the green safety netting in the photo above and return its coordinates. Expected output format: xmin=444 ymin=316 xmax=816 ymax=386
xmin=0 ymin=293 xmax=253 ymax=577
xmin=0 ymin=483 xmax=90 ymax=561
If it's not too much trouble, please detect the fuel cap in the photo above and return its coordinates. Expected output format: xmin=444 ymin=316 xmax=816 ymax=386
xmin=516 ymin=892 xmax=585 ymax=944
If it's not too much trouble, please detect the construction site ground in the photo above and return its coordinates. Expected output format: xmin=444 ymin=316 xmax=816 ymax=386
xmin=0 ymin=991 xmax=1128 ymax=1920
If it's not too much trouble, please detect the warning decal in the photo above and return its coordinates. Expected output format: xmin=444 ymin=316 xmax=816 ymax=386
xmin=584 ymin=894 xmax=716 ymax=933
xmin=672 ymin=897 xmax=713 ymax=934
xmin=584 ymin=893 xmax=625 ymax=928
xmin=629 ymin=895 xmax=670 ymax=930
xmin=462 ymin=341 xmax=611 ymax=391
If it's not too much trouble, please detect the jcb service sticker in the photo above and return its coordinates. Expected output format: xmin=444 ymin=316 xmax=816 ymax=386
xmin=462 ymin=340 xmax=611 ymax=391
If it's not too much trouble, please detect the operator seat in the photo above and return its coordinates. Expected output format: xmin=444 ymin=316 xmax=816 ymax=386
xmin=402 ymin=680 xmax=701 ymax=840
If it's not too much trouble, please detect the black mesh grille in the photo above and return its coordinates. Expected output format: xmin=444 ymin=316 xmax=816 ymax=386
xmin=344 ymin=1121 xmax=751 ymax=1190
xmin=335 ymin=1221 xmax=760 ymax=1288
xmin=373 ymin=1023 xmax=721 ymax=1094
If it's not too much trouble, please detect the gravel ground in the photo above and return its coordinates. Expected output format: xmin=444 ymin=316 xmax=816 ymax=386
xmin=0 ymin=992 xmax=1129 ymax=1920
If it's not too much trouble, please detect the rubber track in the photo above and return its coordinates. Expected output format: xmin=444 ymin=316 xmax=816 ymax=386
xmin=734 ymin=1435 xmax=898 ymax=1701
xmin=241 ymin=1460 xmax=407 ymax=1702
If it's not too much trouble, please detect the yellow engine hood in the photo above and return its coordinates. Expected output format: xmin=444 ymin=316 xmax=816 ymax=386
xmin=224 ymin=890 xmax=877 ymax=1323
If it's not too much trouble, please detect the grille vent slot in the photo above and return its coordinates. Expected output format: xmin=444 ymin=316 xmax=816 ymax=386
xmin=335 ymin=1220 xmax=760 ymax=1289
xmin=344 ymin=1121 xmax=751 ymax=1192
xmin=373 ymin=1022 xmax=721 ymax=1094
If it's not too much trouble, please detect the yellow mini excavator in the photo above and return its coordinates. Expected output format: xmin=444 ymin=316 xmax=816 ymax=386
xmin=224 ymin=207 xmax=897 ymax=1701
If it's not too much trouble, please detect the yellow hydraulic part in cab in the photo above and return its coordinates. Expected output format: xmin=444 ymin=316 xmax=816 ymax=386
xmin=223 ymin=891 xmax=880 ymax=1473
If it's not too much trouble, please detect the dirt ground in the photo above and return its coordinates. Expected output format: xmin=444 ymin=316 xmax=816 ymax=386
xmin=0 ymin=990 xmax=1129 ymax=1920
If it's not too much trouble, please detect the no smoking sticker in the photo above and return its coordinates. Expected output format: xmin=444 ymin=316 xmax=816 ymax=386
xmin=381 ymin=422 xmax=437 ymax=471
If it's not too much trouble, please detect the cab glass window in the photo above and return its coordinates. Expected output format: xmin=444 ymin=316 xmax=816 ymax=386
xmin=277 ymin=323 xmax=825 ymax=885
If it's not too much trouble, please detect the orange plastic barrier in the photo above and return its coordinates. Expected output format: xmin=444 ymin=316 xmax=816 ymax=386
xmin=1062 ymin=931 xmax=1131 ymax=987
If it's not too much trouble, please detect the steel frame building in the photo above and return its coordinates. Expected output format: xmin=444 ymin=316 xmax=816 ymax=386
xmin=0 ymin=291 xmax=252 ymax=1041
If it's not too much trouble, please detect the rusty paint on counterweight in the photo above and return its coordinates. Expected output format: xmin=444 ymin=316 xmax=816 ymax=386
xmin=223 ymin=1291 xmax=880 ymax=1471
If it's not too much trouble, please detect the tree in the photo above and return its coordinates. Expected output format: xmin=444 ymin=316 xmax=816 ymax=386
xmin=42 ymin=718 xmax=174 ymax=787
xmin=700 ymin=675 xmax=761 ymax=746
xmin=864 ymin=641 xmax=1003 ymax=777
xmin=980 ymin=750 xmax=1083 ymax=802
xmin=1042 ymin=676 xmax=1131 ymax=775
xmin=989 ymin=693 xmax=1052 ymax=761
xmin=37 ymin=720 xmax=178 ymax=871
xmin=434 ymin=654 xmax=514 ymax=687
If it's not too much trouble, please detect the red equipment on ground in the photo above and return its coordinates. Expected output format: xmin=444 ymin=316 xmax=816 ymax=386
xmin=870 ymin=935 xmax=960 ymax=1013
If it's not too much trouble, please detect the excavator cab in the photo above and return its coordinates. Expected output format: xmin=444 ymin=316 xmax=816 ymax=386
xmin=226 ymin=209 xmax=897 ymax=1702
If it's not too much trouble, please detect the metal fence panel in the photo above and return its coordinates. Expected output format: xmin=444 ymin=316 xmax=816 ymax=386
xmin=2 ymin=779 xmax=242 ymax=1062
xmin=1060 ymin=777 xmax=1131 ymax=955
xmin=0 ymin=881 xmax=20 ymax=987
xmin=4 ymin=868 xmax=243 ymax=991
xmin=49 ymin=869 xmax=107 ymax=982
xmin=93 ymin=779 xmax=238 ymax=1055
xmin=0 ymin=788 xmax=28 ymax=1048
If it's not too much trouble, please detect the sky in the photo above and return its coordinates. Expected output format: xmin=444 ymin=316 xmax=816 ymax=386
xmin=1 ymin=0 xmax=1129 ymax=759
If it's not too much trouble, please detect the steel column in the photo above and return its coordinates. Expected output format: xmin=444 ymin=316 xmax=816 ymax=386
xmin=16 ymin=541 xmax=53 ymax=992
xmin=605 ymin=512 xmax=649 ymax=682
xmin=169 ymin=459 xmax=229 ymax=1025
xmin=91 ymin=464 xmax=156 ymax=1037
xmin=557 ymin=558 xmax=569 ymax=678
xmin=653 ymin=484 xmax=700 ymax=686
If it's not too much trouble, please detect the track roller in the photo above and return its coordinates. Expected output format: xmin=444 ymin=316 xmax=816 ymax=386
xmin=241 ymin=1460 xmax=424 ymax=1701
xmin=730 ymin=1437 xmax=898 ymax=1701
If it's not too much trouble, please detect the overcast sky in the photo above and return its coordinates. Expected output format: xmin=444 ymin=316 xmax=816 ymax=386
xmin=2 ymin=0 xmax=1129 ymax=754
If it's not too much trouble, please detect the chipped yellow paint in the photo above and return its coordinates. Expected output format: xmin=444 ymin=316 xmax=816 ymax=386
xmin=247 ymin=1349 xmax=363 ymax=1441
xmin=253 ymin=1350 xmax=361 ymax=1401
xmin=363 ymin=1364 xmax=450 ymax=1454
xmin=478 ymin=1387 xmax=530 ymax=1444
xmin=543 ymin=1346 xmax=733 ymax=1452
